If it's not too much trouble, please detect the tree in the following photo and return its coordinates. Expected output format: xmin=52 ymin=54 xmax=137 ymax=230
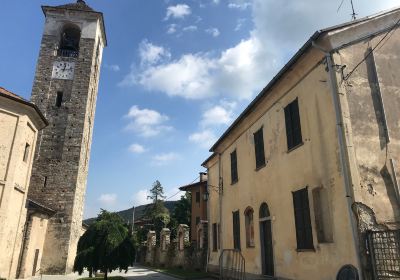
xmin=143 ymin=180 xmax=170 ymax=243
xmin=73 ymin=210 xmax=135 ymax=280
xmin=147 ymin=180 xmax=166 ymax=203
xmin=169 ymin=192 xmax=191 ymax=239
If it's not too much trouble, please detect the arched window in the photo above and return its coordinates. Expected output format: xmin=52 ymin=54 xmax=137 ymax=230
xmin=244 ymin=207 xmax=255 ymax=247
xmin=259 ymin=202 xmax=270 ymax=219
xmin=58 ymin=24 xmax=81 ymax=57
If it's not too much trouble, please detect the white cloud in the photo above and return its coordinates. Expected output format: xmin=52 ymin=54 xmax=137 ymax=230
xmin=151 ymin=152 xmax=181 ymax=166
xmin=189 ymin=130 xmax=217 ymax=148
xmin=98 ymin=193 xmax=117 ymax=206
xmin=235 ymin=18 xmax=246 ymax=31
xmin=201 ymin=101 xmax=236 ymax=127
xmin=125 ymin=105 xmax=172 ymax=137
xmin=134 ymin=54 xmax=216 ymax=99
xmin=139 ymin=40 xmax=171 ymax=66
xmin=183 ymin=25 xmax=198 ymax=32
xmin=129 ymin=143 xmax=146 ymax=154
xmin=104 ymin=64 xmax=120 ymax=72
xmin=228 ymin=1 xmax=252 ymax=10
xmin=132 ymin=189 xmax=150 ymax=206
xmin=123 ymin=0 xmax=399 ymax=101
xmin=165 ymin=4 xmax=191 ymax=20
xmin=167 ymin=24 xmax=178 ymax=34
xmin=205 ymin=27 xmax=220 ymax=37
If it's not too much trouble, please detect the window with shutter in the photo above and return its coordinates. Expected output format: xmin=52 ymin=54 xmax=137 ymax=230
xmin=232 ymin=210 xmax=241 ymax=250
xmin=212 ymin=223 xmax=218 ymax=251
xmin=292 ymin=187 xmax=314 ymax=250
xmin=196 ymin=191 xmax=200 ymax=203
xmin=254 ymin=128 xmax=266 ymax=169
xmin=284 ymin=98 xmax=303 ymax=150
xmin=230 ymin=150 xmax=238 ymax=183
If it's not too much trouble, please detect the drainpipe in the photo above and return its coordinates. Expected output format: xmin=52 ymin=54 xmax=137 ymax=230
xmin=205 ymin=170 xmax=211 ymax=273
xmin=312 ymin=42 xmax=363 ymax=279
xmin=218 ymin=153 xmax=223 ymax=253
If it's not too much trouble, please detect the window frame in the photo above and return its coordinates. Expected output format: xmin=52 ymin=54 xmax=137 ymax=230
xmin=232 ymin=210 xmax=241 ymax=250
xmin=230 ymin=149 xmax=238 ymax=184
xmin=253 ymin=127 xmax=266 ymax=170
xmin=292 ymin=187 xmax=314 ymax=251
xmin=244 ymin=207 xmax=255 ymax=248
xmin=55 ymin=91 xmax=63 ymax=108
xmin=23 ymin=143 xmax=30 ymax=162
xmin=284 ymin=98 xmax=303 ymax=151
xmin=212 ymin=223 xmax=218 ymax=251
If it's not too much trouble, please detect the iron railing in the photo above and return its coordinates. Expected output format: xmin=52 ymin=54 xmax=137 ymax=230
xmin=57 ymin=49 xmax=79 ymax=58
xmin=367 ymin=230 xmax=400 ymax=279
xmin=219 ymin=249 xmax=246 ymax=280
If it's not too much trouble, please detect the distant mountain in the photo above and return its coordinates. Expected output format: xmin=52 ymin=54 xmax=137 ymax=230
xmin=83 ymin=200 xmax=178 ymax=226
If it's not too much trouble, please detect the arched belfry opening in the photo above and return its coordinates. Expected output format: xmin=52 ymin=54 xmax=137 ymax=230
xmin=58 ymin=24 xmax=81 ymax=57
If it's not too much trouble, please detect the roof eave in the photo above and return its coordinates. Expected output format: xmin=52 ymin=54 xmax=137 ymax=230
xmin=209 ymin=31 xmax=321 ymax=152
xmin=0 ymin=92 xmax=48 ymax=129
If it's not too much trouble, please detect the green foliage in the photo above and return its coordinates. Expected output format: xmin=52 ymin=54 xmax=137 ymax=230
xmin=169 ymin=193 xmax=191 ymax=239
xmin=142 ymin=180 xmax=170 ymax=243
xmin=73 ymin=210 xmax=135 ymax=280
xmin=147 ymin=180 xmax=166 ymax=202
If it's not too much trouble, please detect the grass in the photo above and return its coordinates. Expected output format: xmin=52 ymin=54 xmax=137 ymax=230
xmin=151 ymin=267 xmax=211 ymax=279
xmin=79 ymin=277 xmax=126 ymax=280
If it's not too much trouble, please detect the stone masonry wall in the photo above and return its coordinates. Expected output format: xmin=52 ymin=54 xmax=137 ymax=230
xmin=28 ymin=25 xmax=103 ymax=274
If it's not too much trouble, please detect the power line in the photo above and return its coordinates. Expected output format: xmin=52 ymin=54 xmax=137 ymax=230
xmin=165 ymin=175 xmax=200 ymax=201
xmin=343 ymin=16 xmax=400 ymax=81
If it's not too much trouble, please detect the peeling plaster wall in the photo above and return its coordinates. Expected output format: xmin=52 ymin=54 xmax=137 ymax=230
xmin=206 ymin=49 xmax=358 ymax=279
xmin=333 ymin=25 xmax=400 ymax=279
xmin=334 ymin=26 xmax=400 ymax=227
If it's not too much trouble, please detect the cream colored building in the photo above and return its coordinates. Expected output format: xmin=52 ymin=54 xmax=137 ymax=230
xmin=203 ymin=8 xmax=400 ymax=280
xmin=0 ymin=87 xmax=48 ymax=279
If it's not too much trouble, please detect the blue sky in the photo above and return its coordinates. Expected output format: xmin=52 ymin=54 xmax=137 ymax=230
xmin=0 ymin=0 xmax=398 ymax=218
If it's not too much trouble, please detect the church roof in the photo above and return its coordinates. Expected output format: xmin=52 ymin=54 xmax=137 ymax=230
xmin=55 ymin=0 xmax=95 ymax=12
xmin=0 ymin=86 xmax=24 ymax=100
xmin=0 ymin=87 xmax=48 ymax=128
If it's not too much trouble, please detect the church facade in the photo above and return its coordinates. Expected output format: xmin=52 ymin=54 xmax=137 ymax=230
xmin=0 ymin=1 xmax=106 ymax=278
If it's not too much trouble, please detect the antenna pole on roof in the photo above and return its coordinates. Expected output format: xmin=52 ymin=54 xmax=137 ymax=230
xmin=350 ymin=0 xmax=357 ymax=20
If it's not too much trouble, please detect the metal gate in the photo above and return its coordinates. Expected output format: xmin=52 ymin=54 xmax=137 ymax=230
xmin=219 ymin=249 xmax=246 ymax=280
xmin=367 ymin=230 xmax=400 ymax=279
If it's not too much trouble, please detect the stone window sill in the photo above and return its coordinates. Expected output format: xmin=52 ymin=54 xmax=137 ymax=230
xmin=296 ymin=248 xmax=315 ymax=252
xmin=287 ymin=142 xmax=304 ymax=153
xmin=255 ymin=162 xmax=267 ymax=172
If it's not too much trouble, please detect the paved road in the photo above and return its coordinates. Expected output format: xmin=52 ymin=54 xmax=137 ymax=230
xmin=108 ymin=266 xmax=180 ymax=279
xmin=33 ymin=265 xmax=209 ymax=280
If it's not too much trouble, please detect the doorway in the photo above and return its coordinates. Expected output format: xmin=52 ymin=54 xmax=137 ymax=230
xmin=259 ymin=203 xmax=274 ymax=276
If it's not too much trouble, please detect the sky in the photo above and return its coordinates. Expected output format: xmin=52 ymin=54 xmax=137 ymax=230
xmin=0 ymin=0 xmax=398 ymax=218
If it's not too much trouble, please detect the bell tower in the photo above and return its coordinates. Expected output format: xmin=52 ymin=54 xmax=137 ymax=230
xmin=28 ymin=0 xmax=106 ymax=274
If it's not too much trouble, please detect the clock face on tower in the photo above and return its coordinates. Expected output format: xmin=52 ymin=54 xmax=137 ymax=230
xmin=52 ymin=61 xmax=75 ymax=80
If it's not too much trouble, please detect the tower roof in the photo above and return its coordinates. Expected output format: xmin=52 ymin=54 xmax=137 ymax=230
xmin=55 ymin=0 xmax=95 ymax=12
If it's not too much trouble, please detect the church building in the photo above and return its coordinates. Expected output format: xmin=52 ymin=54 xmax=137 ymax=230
xmin=0 ymin=1 xmax=106 ymax=278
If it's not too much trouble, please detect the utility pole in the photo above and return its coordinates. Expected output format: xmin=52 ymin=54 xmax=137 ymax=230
xmin=132 ymin=206 xmax=135 ymax=232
